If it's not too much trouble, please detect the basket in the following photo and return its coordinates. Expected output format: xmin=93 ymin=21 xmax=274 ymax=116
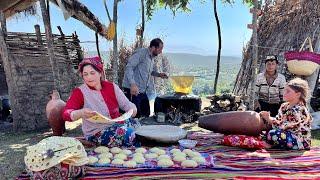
xmin=284 ymin=37 xmax=320 ymax=76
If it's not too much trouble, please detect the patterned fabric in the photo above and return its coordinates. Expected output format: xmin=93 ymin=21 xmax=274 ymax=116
xmin=17 ymin=132 xmax=320 ymax=179
xmin=266 ymin=129 xmax=299 ymax=150
xmin=255 ymin=72 xmax=286 ymax=104
xmin=26 ymin=163 xmax=85 ymax=180
xmin=270 ymin=102 xmax=312 ymax=150
xmin=79 ymin=56 xmax=104 ymax=72
xmin=87 ymin=118 xmax=141 ymax=147
xmin=221 ymin=135 xmax=266 ymax=149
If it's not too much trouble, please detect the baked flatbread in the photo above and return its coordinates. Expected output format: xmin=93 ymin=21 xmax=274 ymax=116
xmin=87 ymin=109 xmax=133 ymax=124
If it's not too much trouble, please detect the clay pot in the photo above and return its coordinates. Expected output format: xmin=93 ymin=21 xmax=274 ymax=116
xmin=46 ymin=90 xmax=66 ymax=136
xmin=198 ymin=111 xmax=269 ymax=136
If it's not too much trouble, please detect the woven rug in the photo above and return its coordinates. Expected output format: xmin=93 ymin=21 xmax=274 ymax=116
xmin=17 ymin=132 xmax=320 ymax=179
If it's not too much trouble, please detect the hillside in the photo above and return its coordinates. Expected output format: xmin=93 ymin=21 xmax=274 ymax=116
xmin=86 ymin=51 xmax=241 ymax=68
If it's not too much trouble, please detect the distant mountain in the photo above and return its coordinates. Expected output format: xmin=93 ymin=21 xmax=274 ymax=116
xmin=85 ymin=51 xmax=242 ymax=68
xmin=165 ymin=53 xmax=241 ymax=68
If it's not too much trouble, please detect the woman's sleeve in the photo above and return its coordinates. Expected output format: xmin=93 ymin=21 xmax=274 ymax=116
xmin=113 ymin=83 xmax=137 ymax=112
xmin=62 ymin=88 xmax=84 ymax=121
xmin=287 ymin=106 xmax=310 ymax=130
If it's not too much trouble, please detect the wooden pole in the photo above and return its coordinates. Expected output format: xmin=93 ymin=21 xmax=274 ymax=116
xmin=140 ymin=0 xmax=145 ymax=48
xmin=112 ymin=0 xmax=119 ymax=84
xmin=39 ymin=0 xmax=60 ymax=91
xmin=34 ymin=24 xmax=43 ymax=45
xmin=95 ymin=32 xmax=101 ymax=59
xmin=0 ymin=11 xmax=18 ymax=129
xmin=250 ymin=0 xmax=259 ymax=110
xmin=212 ymin=0 xmax=222 ymax=94
xmin=0 ymin=11 xmax=6 ymax=36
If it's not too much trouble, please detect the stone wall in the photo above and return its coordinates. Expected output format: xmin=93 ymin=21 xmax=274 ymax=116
xmin=1 ymin=31 xmax=83 ymax=131
xmin=3 ymin=53 xmax=82 ymax=130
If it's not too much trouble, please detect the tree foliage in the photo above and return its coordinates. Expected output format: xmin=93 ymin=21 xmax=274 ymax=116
xmin=146 ymin=0 xmax=194 ymax=19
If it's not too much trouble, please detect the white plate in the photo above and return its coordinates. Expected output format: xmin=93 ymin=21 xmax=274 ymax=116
xmin=135 ymin=125 xmax=187 ymax=143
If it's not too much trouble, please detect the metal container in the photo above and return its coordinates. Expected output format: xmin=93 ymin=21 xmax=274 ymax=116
xmin=156 ymin=112 xmax=166 ymax=123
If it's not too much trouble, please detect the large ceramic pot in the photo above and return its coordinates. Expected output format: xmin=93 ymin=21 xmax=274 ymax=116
xmin=198 ymin=111 xmax=269 ymax=136
xmin=46 ymin=90 xmax=66 ymax=136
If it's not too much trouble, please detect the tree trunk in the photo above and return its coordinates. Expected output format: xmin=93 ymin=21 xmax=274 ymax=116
xmin=0 ymin=11 xmax=6 ymax=36
xmin=95 ymin=32 xmax=101 ymax=59
xmin=212 ymin=0 xmax=221 ymax=94
xmin=249 ymin=0 xmax=259 ymax=110
xmin=40 ymin=0 xmax=60 ymax=91
xmin=140 ymin=0 xmax=145 ymax=48
xmin=0 ymin=11 xmax=18 ymax=130
xmin=112 ymin=0 xmax=119 ymax=84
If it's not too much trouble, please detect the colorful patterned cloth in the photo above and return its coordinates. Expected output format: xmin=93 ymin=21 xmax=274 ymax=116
xmin=17 ymin=132 xmax=320 ymax=179
xmin=222 ymin=135 xmax=266 ymax=149
xmin=87 ymin=118 xmax=141 ymax=147
xmin=271 ymin=102 xmax=312 ymax=150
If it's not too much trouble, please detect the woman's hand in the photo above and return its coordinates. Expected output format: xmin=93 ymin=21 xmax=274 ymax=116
xmin=260 ymin=111 xmax=272 ymax=124
xmin=260 ymin=111 xmax=270 ymax=119
xmin=80 ymin=108 xmax=97 ymax=119
xmin=131 ymin=108 xmax=137 ymax=118
xmin=71 ymin=108 xmax=96 ymax=121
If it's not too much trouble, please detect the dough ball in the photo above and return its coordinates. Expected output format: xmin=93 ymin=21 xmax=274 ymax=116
xmin=173 ymin=155 xmax=186 ymax=162
xmin=111 ymin=158 xmax=124 ymax=165
xmin=157 ymin=155 xmax=171 ymax=160
xmin=98 ymin=157 xmax=111 ymax=164
xmin=149 ymin=147 xmax=160 ymax=153
xmin=132 ymin=153 xmax=144 ymax=158
xmin=145 ymin=153 xmax=158 ymax=159
xmin=192 ymin=156 xmax=206 ymax=165
xmin=98 ymin=152 xmax=113 ymax=159
xmin=121 ymin=149 xmax=132 ymax=155
xmin=110 ymin=147 xmax=122 ymax=154
xmin=181 ymin=160 xmax=198 ymax=168
xmin=88 ymin=156 xmax=98 ymax=165
xmin=170 ymin=148 xmax=181 ymax=154
xmin=182 ymin=149 xmax=193 ymax=155
xmin=189 ymin=151 xmax=202 ymax=158
xmin=157 ymin=158 xmax=174 ymax=168
xmin=135 ymin=147 xmax=147 ymax=154
xmin=132 ymin=156 xmax=146 ymax=164
xmin=155 ymin=149 xmax=166 ymax=155
xmin=172 ymin=152 xmax=186 ymax=157
xmin=114 ymin=153 xmax=127 ymax=160
xmin=123 ymin=160 xmax=137 ymax=168
xmin=94 ymin=146 xmax=109 ymax=153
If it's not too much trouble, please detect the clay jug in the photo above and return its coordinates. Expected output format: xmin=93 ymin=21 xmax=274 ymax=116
xmin=198 ymin=111 xmax=270 ymax=136
xmin=46 ymin=90 xmax=66 ymax=136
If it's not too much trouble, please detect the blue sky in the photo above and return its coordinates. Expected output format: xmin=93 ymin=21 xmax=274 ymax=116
xmin=7 ymin=0 xmax=252 ymax=57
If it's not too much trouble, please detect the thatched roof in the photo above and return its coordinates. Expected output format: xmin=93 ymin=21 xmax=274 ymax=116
xmin=0 ymin=0 xmax=108 ymax=38
xmin=234 ymin=0 xmax=320 ymax=96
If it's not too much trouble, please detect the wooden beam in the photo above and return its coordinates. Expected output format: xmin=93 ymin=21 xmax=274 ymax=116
xmin=3 ymin=0 xmax=38 ymax=18
xmin=50 ymin=0 xmax=108 ymax=39
xmin=34 ymin=24 xmax=42 ymax=45
xmin=0 ymin=11 xmax=6 ymax=36
xmin=250 ymin=0 xmax=259 ymax=110
xmin=40 ymin=0 xmax=60 ymax=90
xmin=0 ymin=11 xmax=18 ymax=130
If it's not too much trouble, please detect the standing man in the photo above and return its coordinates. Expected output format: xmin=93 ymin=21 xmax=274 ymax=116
xmin=254 ymin=55 xmax=286 ymax=117
xmin=122 ymin=38 xmax=168 ymax=118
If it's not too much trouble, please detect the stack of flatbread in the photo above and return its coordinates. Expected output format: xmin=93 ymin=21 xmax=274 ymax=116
xmin=24 ymin=136 xmax=88 ymax=172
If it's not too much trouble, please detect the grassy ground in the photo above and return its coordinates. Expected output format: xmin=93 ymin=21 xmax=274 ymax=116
xmin=0 ymin=98 xmax=319 ymax=179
